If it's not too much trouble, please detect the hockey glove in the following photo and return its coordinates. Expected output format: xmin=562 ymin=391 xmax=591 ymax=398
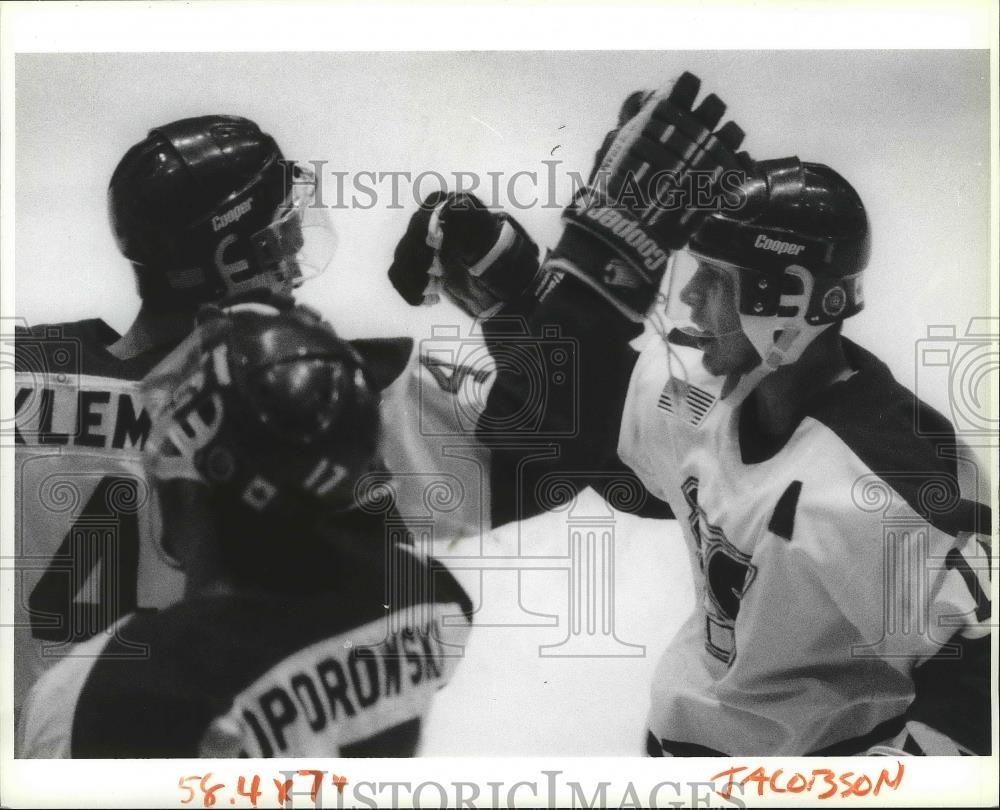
xmin=387 ymin=192 xmax=541 ymax=318
xmin=545 ymin=72 xmax=748 ymax=321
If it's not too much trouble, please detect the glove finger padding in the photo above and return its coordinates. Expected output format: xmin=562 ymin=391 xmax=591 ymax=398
xmin=387 ymin=191 xmax=448 ymax=305
xmin=388 ymin=191 xmax=541 ymax=318
xmin=588 ymin=89 xmax=650 ymax=182
xmin=551 ymin=71 xmax=748 ymax=322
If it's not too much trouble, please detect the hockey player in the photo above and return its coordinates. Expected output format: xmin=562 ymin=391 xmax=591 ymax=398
xmin=623 ymin=157 xmax=991 ymax=757
xmin=17 ymin=305 xmax=473 ymax=757
xmin=391 ymin=73 xmax=992 ymax=755
xmin=12 ymin=115 xmax=340 ymax=721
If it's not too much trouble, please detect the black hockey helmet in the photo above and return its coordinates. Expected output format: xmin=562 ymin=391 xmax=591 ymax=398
xmin=690 ymin=157 xmax=869 ymax=324
xmin=674 ymin=157 xmax=870 ymax=370
xmin=141 ymin=302 xmax=381 ymax=519
xmin=109 ymin=116 xmax=336 ymax=310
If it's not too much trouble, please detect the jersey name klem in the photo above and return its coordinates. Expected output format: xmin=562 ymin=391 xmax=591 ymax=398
xmin=15 ymin=374 xmax=151 ymax=451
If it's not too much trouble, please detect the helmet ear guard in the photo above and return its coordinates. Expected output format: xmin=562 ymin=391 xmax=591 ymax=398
xmin=733 ymin=264 xmax=828 ymax=370
xmin=724 ymin=260 xmax=861 ymax=370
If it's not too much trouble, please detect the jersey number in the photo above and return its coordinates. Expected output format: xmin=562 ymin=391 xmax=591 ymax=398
xmin=28 ymin=475 xmax=140 ymax=644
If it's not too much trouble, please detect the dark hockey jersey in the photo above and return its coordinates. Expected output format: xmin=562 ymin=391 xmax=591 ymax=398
xmin=18 ymin=543 xmax=473 ymax=758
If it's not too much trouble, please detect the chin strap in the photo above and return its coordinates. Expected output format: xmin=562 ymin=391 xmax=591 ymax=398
xmin=719 ymin=361 xmax=770 ymax=407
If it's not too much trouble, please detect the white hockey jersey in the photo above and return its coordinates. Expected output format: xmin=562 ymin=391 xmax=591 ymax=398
xmin=618 ymin=334 xmax=991 ymax=755
xmin=13 ymin=319 xmax=184 ymax=726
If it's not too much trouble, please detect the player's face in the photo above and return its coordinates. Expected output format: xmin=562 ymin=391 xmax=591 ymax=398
xmin=679 ymin=261 xmax=760 ymax=377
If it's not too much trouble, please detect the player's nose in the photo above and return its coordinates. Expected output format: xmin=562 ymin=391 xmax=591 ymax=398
xmin=679 ymin=275 xmax=705 ymax=311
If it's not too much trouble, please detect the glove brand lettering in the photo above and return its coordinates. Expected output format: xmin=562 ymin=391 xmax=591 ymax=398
xmin=582 ymin=203 xmax=669 ymax=274
xmin=754 ymin=234 xmax=805 ymax=256
xmin=212 ymin=199 xmax=254 ymax=232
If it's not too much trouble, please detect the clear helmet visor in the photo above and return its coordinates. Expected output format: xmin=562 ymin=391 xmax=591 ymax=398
xmin=653 ymin=249 xmax=748 ymax=355
xmin=250 ymin=163 xmax=338 ymax=289
xmin=647 ymin=248 xmax=784 ymax=414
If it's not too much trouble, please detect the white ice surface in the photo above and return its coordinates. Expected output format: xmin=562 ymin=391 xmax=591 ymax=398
xmin=421 ymin=489 xmax=692 ymax=756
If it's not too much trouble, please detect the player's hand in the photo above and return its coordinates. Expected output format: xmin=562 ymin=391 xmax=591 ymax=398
xmin=545 ymin=72 xmax=748 ymax=322
xmin=387 ymin=192 xmax=540 ymax=318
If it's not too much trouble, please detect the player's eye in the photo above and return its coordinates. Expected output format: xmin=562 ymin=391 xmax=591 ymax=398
xmin=691 ymin=264 xmax=720 ymax=292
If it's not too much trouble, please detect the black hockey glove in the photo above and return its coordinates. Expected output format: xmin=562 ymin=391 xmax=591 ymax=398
xmin=387 ymin=191 xmax=541 ymax=318
xmin=545 ymin=72 xmax=748 ymax=321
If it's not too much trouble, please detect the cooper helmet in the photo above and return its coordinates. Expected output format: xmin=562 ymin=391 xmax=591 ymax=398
xmin=686 ymin=156 xmax=870 ymax=369
xmin=141 ymin=303 xmax=381 ymax=522
xmin=109 ymin=115 xmax=336 ymax=310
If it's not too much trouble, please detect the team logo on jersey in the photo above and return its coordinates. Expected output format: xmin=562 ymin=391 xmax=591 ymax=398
xmin=681 ymin=477 xmax=758 ymax=665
